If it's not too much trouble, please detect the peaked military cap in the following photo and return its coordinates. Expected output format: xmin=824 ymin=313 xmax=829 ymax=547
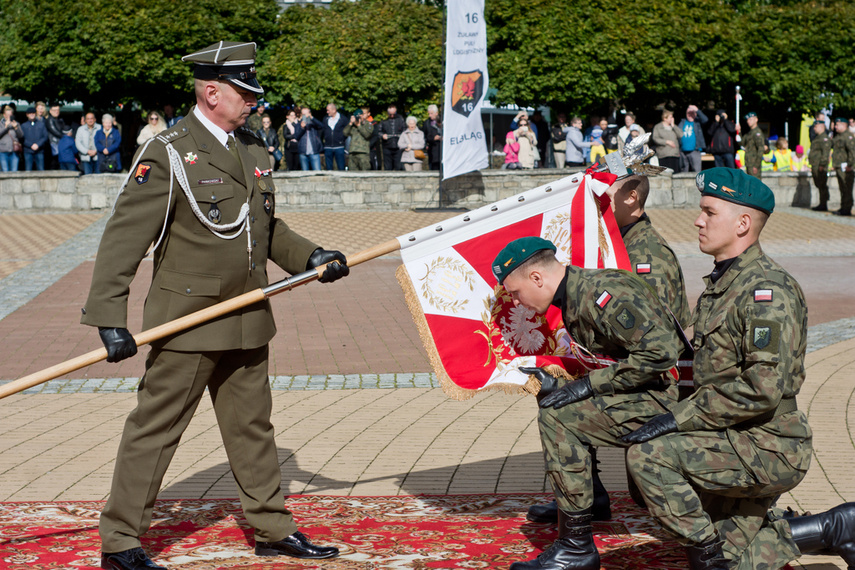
xmin=182 ymin=41 xmax=263 ymax=95
xmin=492 ymin=237 xmax=556 ymax=285
xmin=696 ymin=167 xmax=774 ymax=214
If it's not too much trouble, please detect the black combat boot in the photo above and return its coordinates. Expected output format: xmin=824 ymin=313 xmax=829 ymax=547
xmin=685 ymin=535 xmax=729 ymax=569
xmin=510 ymin=509 xmax=600 ymax=570
xmin=787 ymin=502 xmax=855 ymax=567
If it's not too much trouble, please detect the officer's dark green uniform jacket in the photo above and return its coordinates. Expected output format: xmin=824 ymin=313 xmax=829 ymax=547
xmin=81 ymin=108 xmax=318 ymax=349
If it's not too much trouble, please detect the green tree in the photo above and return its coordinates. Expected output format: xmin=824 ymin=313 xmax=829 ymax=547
xmin=0 ymin=0 xmax=278 ymax=109
xmin=261 ymin=0 xmax=444 ymax=113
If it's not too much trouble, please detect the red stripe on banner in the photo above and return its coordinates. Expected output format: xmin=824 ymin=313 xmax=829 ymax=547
xmin=424 ymin=313 xmax=497 ymax=390
xmin=595 ymin=187 xmax=631 ymax=271
xmin=570 ymin=177 xmax=588 ymax=268
xmin=453 ymin=215 xmax=544 ymax=286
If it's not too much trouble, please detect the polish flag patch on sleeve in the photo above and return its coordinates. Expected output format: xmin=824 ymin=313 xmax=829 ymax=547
xmin=636 ymin=263 xmax=651 ymax=274
xmin=596 ymin=290 xmax=612 ymax=308
xmin=754 ymin=289 xmax=773 ymax=302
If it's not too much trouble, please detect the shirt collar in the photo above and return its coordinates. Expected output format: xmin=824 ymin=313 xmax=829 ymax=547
xmin=619 ymin=212 xmax=648 ymax=238
xmin=551 ymin=267 xmax=570 ymax=309
xmin=193 ymin=106 xmax=230 ymax=148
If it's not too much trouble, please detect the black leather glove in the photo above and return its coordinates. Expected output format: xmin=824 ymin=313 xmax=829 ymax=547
xmin=519 ymin=366 xmax=559 ymax=403
xmin=537 ymin=374 xmax=593 ymax=409
xmin=98 ymin=327 xmax=138 ymax=363
xmin=307 ymin=248 xmax=350 ymax=283
xmin=621 ymin=412 xmax=678 ymax=445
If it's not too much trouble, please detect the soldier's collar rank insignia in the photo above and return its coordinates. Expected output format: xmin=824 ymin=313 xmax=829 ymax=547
xmin=754 ymin=289 xmax=773 ymax=302
xmin=636 ymin=263 xmax=651 ymax=274
xmin=596 ymin=290 xmax=612 ymax=308
xmin=184 ymin=152 xmax=198 ymax=164
xmin=134 ymin=163 xmax=151 ymax=185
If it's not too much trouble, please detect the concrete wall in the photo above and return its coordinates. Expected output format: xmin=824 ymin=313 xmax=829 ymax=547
xmin=0 ymin=169 xmax=830 ymax=212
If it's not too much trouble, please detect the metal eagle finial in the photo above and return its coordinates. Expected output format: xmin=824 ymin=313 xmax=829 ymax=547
xmin=600 ymin=132 xmax=667 ymax=178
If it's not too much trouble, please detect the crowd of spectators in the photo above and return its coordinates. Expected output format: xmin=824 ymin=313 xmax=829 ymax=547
xmin=2 ymin=98 xmax=853 ymax=177
xmin=0 ymin=100 xmax=443 ymax=175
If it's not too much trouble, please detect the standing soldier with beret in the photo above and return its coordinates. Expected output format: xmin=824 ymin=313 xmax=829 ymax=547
xmin=493 ymin=237 xmax=683 ymax=570
xmin=742 ymin=112 xmax=765 ymax=179
xmin=82 ymin=41 xmax=349 ymax=570
xmin=809 ymin=119 xmax=833 ymax=212
xmin=623 ymin=168 xmax=855 ymax=569
xmin=831 ymin=116 xmax=855 ymax=216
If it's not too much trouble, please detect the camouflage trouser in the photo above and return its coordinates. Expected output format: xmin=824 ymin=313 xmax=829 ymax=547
xmin=626 ymin=430 xmax=808 ymax=569
xmin=348 ymin=153 xmax=370 ymax=171
xmin=537 ymin=386 xmax=677 ymax=512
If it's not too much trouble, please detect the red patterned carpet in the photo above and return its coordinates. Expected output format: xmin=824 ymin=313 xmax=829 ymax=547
xmin=0 ymin=493 xmax=791 ymax=569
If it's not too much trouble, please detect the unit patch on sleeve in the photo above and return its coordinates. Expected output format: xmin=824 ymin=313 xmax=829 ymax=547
xmin=596 ymin=290 xmax=612 ymax=308
xmin=134 ymin=163 xmax=151 ymax=185
xmin=635 ymin=263 xmax=651 ymax=274
xmin=754 ymin=289 xmax=773 ymax=302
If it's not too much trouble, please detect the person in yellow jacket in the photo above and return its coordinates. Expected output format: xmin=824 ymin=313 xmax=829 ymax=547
xmin=736 ymin=148 xmax=746 ymax=171
xmin=792 ymin=145 xmax=810 ymax=172
xmin=773 ymin=137 xmax=794 ymax=172
xmin=761 ymin=147 xmax=776 ymax=172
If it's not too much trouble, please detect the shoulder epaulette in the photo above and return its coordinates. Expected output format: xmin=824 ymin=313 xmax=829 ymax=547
xmin=156 ymin=124 xmax=190 ymax=144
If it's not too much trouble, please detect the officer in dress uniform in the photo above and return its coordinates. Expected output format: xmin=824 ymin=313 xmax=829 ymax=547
xmin=622 ymin=168 xmax=855 ymax=569
xmin=82 ymin=41 xmax=349 ymax=570
xmin=493 ymin=237 xmax=683 ymax=570
xmin=831 ymin=116 xmax=855 ymax=216
xmin=742 ymin=112 xmax=765 ymax=179
xmin=809 ymin=120 xmax=833 ymax=212
xmin=525 ymin=174 xmax=692 ymax=525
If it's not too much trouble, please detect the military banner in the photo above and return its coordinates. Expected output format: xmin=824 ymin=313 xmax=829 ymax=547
xmin=395 ymin=171 xmax=631 ymax=400
xmin=442 ymin=0 xmax=489 ymax=180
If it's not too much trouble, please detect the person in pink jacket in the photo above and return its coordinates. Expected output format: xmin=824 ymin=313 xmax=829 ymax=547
xmin=503 ymin=131 xmax=520 ymax=169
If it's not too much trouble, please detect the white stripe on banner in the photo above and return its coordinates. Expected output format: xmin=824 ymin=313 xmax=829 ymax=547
xmin=442 ymin=0 xmax=489 ymax=180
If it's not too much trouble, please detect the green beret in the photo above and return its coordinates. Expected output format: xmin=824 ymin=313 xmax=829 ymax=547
xmin=745 ymin=111 xmax=757 ymax=119
xmin=813 ymin=120 xmax=826 ymax=126
xmin=695 ymin=167 xmax=774 ymax=214
xmin=835 ymin=117 xmax=849 ymax=124
xmin=492 ymin=237 xmax=556 ymax=285
xmin=182 ymin=41 xmax=263 ymax=95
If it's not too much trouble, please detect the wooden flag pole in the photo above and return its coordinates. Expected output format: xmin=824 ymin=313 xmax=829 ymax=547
xmin=0 ymin=239 xmax=402 ymax=400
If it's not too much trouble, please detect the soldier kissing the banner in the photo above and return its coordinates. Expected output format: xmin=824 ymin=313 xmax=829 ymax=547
xmin=81 ymin=41 xmax=348 ymax=570
xmin=492 ymin=237 xmax=683 ymax=570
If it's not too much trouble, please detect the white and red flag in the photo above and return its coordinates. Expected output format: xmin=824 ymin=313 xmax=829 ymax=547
xmin=395 ymin=170 xmax=630 ymax=400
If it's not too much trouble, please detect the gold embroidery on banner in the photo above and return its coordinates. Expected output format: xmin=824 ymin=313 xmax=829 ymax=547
xmin=542 ymin=212 xmax=572 ymax=258
xmin=418 ymin=256 xmax=476 ymax=314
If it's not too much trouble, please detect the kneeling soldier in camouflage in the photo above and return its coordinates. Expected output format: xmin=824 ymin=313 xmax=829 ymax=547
xmin=622 ymin=168 xmax=855 ymax=569
xmin=493 ymin=237 xmax=683 ymax=570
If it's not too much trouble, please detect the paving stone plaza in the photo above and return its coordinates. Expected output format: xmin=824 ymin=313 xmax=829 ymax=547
xmin=1 ymin=205 xmax=854 ymax=568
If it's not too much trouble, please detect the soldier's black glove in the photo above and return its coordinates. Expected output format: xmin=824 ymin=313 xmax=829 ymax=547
xmin=98 ymin=327 xmax=137 ymax=363
xmin=621 ymin=412 xmax=678 ymax=445
xmin=307 ymin=248 xmax=350 ymax=283
xmin=537 ymin=374 xmax=593 ymax=409
xmin=519 ymin=366 xmax=560 ymax=404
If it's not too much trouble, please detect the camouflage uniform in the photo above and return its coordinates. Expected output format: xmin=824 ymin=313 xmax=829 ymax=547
xmin=743 ymin=126 xmax=765 ymax=178
xmin=627 ymin=243 xmax=812 ymax=569
xmin=621 ymin=213 xmax=691 ymax=329
xmin=832 ymin=129 xmax=855 ymax=213
xmin=539 ymin=265 xmax=682 ymax=512
xmin=809 ymin=130 xmax=833 ymax=207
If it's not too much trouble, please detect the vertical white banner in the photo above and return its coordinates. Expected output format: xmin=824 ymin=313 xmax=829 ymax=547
xmin=442 ymin=0 xmax=489 ymax=180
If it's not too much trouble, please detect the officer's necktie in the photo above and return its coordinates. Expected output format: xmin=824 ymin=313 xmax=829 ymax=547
xmin=227 ymin=134 xmax=241 ymax=167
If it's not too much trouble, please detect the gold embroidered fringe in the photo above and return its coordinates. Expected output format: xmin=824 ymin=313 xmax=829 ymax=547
xmin=395 ymin=265 xmax=576 ymax=401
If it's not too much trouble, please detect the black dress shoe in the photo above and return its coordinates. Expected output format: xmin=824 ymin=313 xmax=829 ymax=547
xmin=256 ymin=531 xmax=339 ymax=559
xmin=811 ymin=204 xmax=828 ymax=212
xmin=101 ymin=547 xmax=166 ymax=570
xmin=834 ymin=209 xmax=852 ymax=216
